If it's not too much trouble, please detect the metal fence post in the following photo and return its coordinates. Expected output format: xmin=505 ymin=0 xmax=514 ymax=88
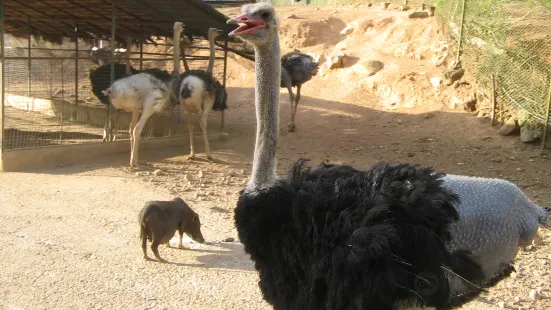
xmin=491 ymin=74 xmax=496 ymax=126
xmin=455 ymin=0 xmax=467 ymax=64
xmin=27 ymin=17 xmax=32 ymax=98
xmin=0 ymin=0 xmax=5 ymax=154
xmin=73 ymin=22 xmax=79 ymax=122
xmin=542 ymin=70 xmax=551 ymax=149
xmin=108 ymin=0 xmax=117 ymax=142
xmin=221 ymin=40 xmax=228 ymax=132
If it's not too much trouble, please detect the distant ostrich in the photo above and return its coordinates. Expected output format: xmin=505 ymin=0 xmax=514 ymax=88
xmin=89 ymin=52 xmax=173 ymax=142
xmin=228 ymin=3 xmax=485 ymax=309
xmin=101 ymin=22 xmax=184 ymax=168
xmin=281 ymin=49 xmax=319 ymax=132
xmin=178 ymin=27 xmax=228 ymax=161
xmin=89 ymin=46 xmax=126 ymax=66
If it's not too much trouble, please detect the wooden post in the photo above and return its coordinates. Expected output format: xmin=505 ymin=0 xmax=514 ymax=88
xmin=221 ymin=40 xmax=229 ymax=132
xmin=73 ymin=22 xmax=79 ymax=122
xmin=27 ymin=17 xmax=32 ymax=97
xmin=542 ymin=71 xmax=551 ymax=149
xmin=455 ymin=0 xmax=467 ymax=65
xmin=490 ymin=74 xmax=496 ymax=126
xmin=0 ymin=0 xmax=5 ymax=154
xmin=139 ymin=26 xmax=144 ymax=70
xmin=108 ymin=0 xmax=117 ymax=142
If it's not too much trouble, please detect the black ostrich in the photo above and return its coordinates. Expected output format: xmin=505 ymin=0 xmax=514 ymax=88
xmin=281 ymin=49 xmax=318 ymax=132
xmin=178 ymin=28 xmax=228 ymax=161
xmin=228 ymin=3 xmax=485 ymax=310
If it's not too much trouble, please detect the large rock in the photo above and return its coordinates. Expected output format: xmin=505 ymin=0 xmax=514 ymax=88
xmin=327 ymin=52 xmax=346 ymax=69
xmin=443 ymin=67 xmax=465 ymax=86
xmin=388 ymin=4 xmax=409 ymax=11
xmin=498 ymin=116 xmax=520 ymax=136
xmin=408 ymin=11 xmax=430 ymax=19
xmin=520 ymin=125 xmax=540 ymax=143
xmin=430 ymin=77 xmax=442 ymax=87
xmin=352 ymin=60 xmax=384 ymax=76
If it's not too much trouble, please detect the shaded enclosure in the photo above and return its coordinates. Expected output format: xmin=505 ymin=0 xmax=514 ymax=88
xmin=0 ymin=0 xmax=238 ymax=151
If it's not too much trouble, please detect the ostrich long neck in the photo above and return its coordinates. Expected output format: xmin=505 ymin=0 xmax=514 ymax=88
xmin=249 ymin=34 xmax=281 ymax=190
xmin=207 ymin=30 xmax=216 ymax=74
xmin=173 ymin=30 xmax=181 ymax=75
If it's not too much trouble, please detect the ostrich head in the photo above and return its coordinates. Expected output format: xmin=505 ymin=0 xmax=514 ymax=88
xmin=173 ymin=22 xmax=184 ymax=36
xmin=208 ymin=27 xmax=224 ymax=40
xmin=227 ymin=2 xmax=278 ymax=45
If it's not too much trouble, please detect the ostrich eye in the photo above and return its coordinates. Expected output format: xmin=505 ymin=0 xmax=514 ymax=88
xmin=260 ymin=11 xmax=271 ymax=20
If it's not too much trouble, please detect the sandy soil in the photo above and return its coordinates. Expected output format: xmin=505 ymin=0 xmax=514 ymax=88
xmin=2 ymin=4 xmax=551 ymax=310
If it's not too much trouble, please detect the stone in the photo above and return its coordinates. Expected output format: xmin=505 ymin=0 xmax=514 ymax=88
xmin=388 ymin=4 xmax=409 ymax=11
xmin=443 ymin=67 xmax=465 ymax=86
xmin=431 ymin=54 xmax=446 ymax=67
xmin=520 ymin=125 xmax=539 ymax=143
xmin=497 ymin=302 xmax=505 ymax=308
xmin=498 ymin=117 xmax=519 ymax=136
xmin=327 ymin=52 xmax=346 ymax=69
xmin=381 ymin=2 xmax=390 ymax=9
xmin=408 ymin=11 xmax=429 ymax=19
xmin=352 ymin=60 xmax=384 ymax=76
xmin=198 ymin=170 xmax=204 ymax=178
xmin=153 ymin=169 xmax=164 ymax=176
xmin=430 ymin=77 xmax=442 ymax=87
xmin=285 ymin=14 xmax=298 ymax=19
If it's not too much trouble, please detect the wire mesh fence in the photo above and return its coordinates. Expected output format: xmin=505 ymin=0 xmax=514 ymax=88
xmin=2 ymin=34 xmax=227 ymax=150
xmin=436 ymin=0 xmax=551 ymax=146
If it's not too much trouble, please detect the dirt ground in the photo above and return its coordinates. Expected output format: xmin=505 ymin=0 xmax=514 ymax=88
xmin=2 ymin=4 xmax=551 ymax=310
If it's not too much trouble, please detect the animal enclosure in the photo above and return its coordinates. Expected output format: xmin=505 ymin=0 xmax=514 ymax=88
xmin=0 ymin=0 xmax=236 ymax=168
xmin=2 ymin=36 xmax=227 ymax=150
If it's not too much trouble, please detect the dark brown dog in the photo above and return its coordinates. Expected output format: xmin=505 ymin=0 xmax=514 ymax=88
xmin=138 ymin=197 xmax=205 ymax=262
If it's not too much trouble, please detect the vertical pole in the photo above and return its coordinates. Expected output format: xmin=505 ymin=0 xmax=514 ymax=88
xmin=0 ymin=0 xmax=5 ymax=154
xmin=490 ymin=74 xmax=496 ymax=126
xmin=139 ymin=25 xmax=144 ymax=70
xmin=223 ymin=40 xmax=228 ymax=88
xmin=221 ymin=40 xmax=229 ymax=132
xmin=542 ymin=71 xmax=551 ymax=149
xmin=108 ymin=0 xmax=117 ymax=142
xmin=60 ymin=60 xmax=64 ymax=144
xmin=455 ymin=0 xmax=466 ymax=65
xmin=125 ymin=35 xmax=132 ymax=74
xmin=49 ymin=57 xmax=53 ymax=98
xmin=27 ymin=17 xmax=31 ymax=97
xmin=73 ymin=23 xmax=79 ymax=123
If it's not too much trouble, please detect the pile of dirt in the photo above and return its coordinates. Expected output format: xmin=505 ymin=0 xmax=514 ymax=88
xmin=279 ymin=17 xmax=346 ymax=48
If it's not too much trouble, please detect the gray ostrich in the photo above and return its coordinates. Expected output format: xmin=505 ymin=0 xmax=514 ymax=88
xmin=281 ymin=49 xmax=319 ymax=132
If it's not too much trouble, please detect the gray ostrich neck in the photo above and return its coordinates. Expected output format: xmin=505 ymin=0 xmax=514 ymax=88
xmin=173 ymin=31 xmax=181 ymax=75
xmin=207 ymin=31 xmax=215 ymax=74
xmin=248 ymin=35 xmax=281 ymax=191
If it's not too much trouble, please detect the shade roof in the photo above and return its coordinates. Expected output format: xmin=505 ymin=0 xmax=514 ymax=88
xmin=2 ymin=0 xmax=239 ymax=43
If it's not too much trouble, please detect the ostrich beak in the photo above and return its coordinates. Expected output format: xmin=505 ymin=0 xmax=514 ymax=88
xmin=227 ymin=14 xmax=266 ymax=37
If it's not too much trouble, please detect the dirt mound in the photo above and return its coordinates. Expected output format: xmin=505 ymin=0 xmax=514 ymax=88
xmin=279 ymin=17 xmax=346 ymax=48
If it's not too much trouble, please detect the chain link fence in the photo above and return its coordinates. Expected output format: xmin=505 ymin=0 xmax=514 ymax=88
xmin=436 ymin=0 xmax=551 ymax=146
xmin=2 ymin=34 xmax=227 ymax=150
